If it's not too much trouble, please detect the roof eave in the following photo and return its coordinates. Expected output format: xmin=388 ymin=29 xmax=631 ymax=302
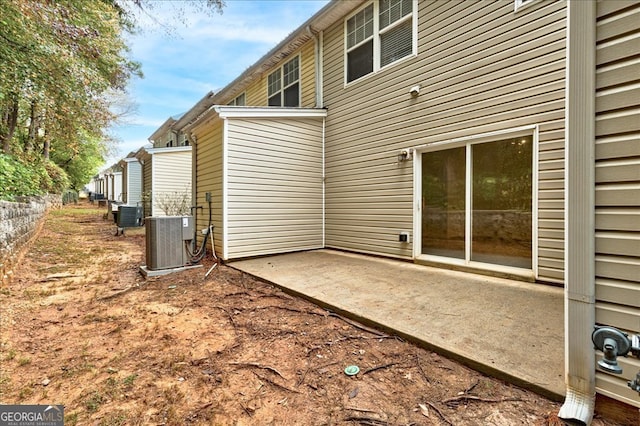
xmin=212 ymin=0 xmax=363 ymax=103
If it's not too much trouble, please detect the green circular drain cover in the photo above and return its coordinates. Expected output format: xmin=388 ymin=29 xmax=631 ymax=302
xmin=344 ymin=365 xmax=360 ymax=376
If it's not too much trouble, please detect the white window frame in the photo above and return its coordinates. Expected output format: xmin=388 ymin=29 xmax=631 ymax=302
xmin=344 ymin=0 xmax=418 ymax=85
xmin=227 ymin=92 xmax=246 ymax=106
xmin=514 ymin=0 xmax=537 ymax=12
xmin=412 ymin=126 xmax=539 ymax=279
xmin=267 ymin=55 xmax=300 ymax=107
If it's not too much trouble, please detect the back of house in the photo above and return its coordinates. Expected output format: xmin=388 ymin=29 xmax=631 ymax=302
xmin=183 ymin=0 xmax=639 ymax=420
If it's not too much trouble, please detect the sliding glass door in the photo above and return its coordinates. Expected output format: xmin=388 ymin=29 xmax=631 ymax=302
xmin=421 ymin=136 xmax=533 ymax=270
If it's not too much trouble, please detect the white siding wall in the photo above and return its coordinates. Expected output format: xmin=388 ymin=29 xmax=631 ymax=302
xmin=225 ymin=118 xmax=324 ymax=259
xmin=127 ymin=161 xmax=143 ymax=205
xmin=322 ymin=0 xmax=567 ymax=282
xmin=151 ymin=149 xmax=192 ymax=217
xmin=113 ymin=173 xmax=123 ymax=201
xmin=594 ymin=0 xmax=640 ymax=408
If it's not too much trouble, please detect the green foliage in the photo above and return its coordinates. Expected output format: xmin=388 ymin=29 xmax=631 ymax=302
xmin=0 ymin=154 xmax=42 ymax=199
xmin=0 ymin=0 xmax=140 ymax=184
xmin=50 ymin=132 xmax=105 ymax=191
xmin=62 ymin=190 xmax=79 ymax=205
xmin=42 ymin=160 xmax=70 ymax=193
xmin=0 ymin=153 xmax=69 ymax=200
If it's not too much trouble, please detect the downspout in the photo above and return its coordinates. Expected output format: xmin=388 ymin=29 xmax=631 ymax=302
xmin=307 ymin=24 xmax=325 ymax=247
xmin=558 ymin=1 xmax=596 ymax=424
xmin=322 ymin=117 xmax=326 ymax=248
xmin=188 ymin=132 xmax=198 ymax=221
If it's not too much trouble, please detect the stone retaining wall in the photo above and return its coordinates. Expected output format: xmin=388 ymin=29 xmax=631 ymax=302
xmin=0 ymin=194 xmax=61 ymax=285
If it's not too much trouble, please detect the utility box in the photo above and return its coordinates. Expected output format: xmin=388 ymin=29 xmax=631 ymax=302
xmin=145 ymin=216 xmax=193 ymax=270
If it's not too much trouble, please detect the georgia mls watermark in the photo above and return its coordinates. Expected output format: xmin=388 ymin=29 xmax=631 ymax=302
xmin=0 ymin=405 xmax=64 ymax=426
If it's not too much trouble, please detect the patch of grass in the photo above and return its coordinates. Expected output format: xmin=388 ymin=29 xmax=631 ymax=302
xmin=39 ymin=288 xmax=57 ymax=297
xmin=18 ymin=386 xmax=34 ymax=399
xmin=123 ymin=374 xmax=137 ymax=388
xmin=85 ymin=391 xmax=105 ymax=413
xmin=99 ymin=412 xmax=128 ymax=426
xmin=18 ymin=356 xmax=31 ymax=366
xmin=5 ymin=348 xmax=16 ymax=361
xmin=65 ymin=412 xmax=79 ymax=426
xmin=104 ymin=376 xmax=119 ymax=397
xmin=0 ymin=373 xmax=11 ymax=392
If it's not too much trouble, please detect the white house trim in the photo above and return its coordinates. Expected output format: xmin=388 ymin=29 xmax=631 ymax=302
xmin=411 ymin=125 xmax=539 ymax=280
xmin=144 ymin=146 xmax=192 ymax=155
xmin=222 ymin=117 xmax=230 ymax=261
xmin=214 ymin=106 xmax=328 ymax=119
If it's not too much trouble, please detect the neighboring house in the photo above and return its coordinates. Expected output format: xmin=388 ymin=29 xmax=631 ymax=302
xmin=91 ymin=173 xmax=105 ymax=197
xmin=103 ymin=164 xmax=123 ymax=202
xmin=182 ymin=0 xmax=638 ymax=421
xmin=185 ymin=1 xmax=354 ymax=259
xmin=117 ymin=152 xmax=143 ymax=206
xmin=135 ymin=145 xmax=192 ymax=217
xmin=149 ymin=112 xmax=192 ymax=148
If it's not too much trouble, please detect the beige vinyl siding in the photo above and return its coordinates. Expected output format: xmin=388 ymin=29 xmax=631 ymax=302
xmin=193 ymin=118 xmax=224 ymax=258
xmin=122 ymin=168 xmax=128 ymax=203
xmin=242 ymin=42 xmax=317 ymax=107
xmin=245 ymin=78 xmax=267 ymax=106
xmin=225 ymin=117 xmax=324 ymax=259
xmin=142 ymin=159 xmax=152 ymax=218
xmin=300 ymin=42 xmax=317 ymax=107
xmin=594 ymin=0 xmax=640 ymax=408
xmin=151 ymin=149 xmax=192 ymax=216
xmin=323 ymin=0 xmax=567 ymax=279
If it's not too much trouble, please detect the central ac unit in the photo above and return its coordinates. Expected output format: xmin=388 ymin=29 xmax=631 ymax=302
xmin=145 ymin=216 xmax=193 ymax=270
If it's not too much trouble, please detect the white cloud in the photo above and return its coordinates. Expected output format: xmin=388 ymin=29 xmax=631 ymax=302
xmin=110 ymin=1 xmax=329 ymax=165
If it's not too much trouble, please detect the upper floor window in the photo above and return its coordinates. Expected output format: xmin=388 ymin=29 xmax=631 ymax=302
xmin=228 ymin=93 xmax=246 ymax=106
xmin=346 ymin=0 xmax=416 ymax=83
xmin=268 ymin=56 xmax=300 ymax=107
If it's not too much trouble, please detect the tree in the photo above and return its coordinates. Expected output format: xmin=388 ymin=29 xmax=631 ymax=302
xmin=0 ymin=0 xmax=141 ymax=155
xmin=0 ymin=0 xmax=225 ymax=195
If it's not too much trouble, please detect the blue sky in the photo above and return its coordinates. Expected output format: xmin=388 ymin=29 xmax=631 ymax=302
xmin=107 ymin=0 xmax=330 ymax=167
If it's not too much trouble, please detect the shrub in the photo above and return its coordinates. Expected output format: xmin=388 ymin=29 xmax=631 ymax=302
xmin=0 ymin=154 xmax=71 ymax=200
xmin=0 ymin=154 xmax=42 ymax=200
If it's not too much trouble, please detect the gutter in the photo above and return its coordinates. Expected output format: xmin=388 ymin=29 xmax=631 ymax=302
xmin=558 ymin=1 xmax=597 ymax=423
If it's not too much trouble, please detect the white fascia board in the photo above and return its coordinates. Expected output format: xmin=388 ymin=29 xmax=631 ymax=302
xmin=213 ymin=106 xmax=328 ymax=119
xmin=144 ymin=146 xmax=192 ymax=155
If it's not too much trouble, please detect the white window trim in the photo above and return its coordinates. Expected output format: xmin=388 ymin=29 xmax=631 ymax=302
xmin=267 ymin=55 xmax=301 ymax=107
xmin=227 ymin=92 xmax=246 ymax=106
xmin=514 ymin=0 xmax=537 ymax=13
xmin=344 ymin=0 xmax=418 ymax=86
xmin=411 ymin=125 xmax=539 ymax=280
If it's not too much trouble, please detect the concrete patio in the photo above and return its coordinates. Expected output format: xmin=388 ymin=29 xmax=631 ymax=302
xmin=229 ymin=249 xmax=565 ymax=400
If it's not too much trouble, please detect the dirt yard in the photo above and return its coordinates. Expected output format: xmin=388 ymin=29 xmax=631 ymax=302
xmin=0 ymin=203 xmax=619 ymax=425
